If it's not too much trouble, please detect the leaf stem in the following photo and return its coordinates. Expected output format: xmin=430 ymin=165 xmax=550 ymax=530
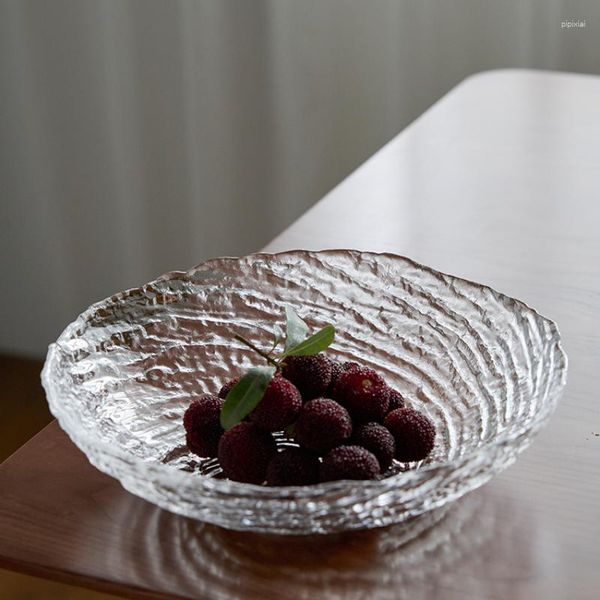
xmin=234 ymin=334 xmax=281 ymax=368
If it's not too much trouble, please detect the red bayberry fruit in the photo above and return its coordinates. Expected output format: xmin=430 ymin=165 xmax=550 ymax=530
xmin=342 ymin=361 xmax=360 ymax=372
xmin=327 ymin=360 xmax=344 ymax=395
xmin=218 ymin=377 xmax=241 ymax=399
xmin=349 ymin=422 xmax=396 ymax=470
xmin=266 ymin=447 xmax=320 ymax=486
xmin=282 ymin=354 xmax=333 ymax=400
xmin=218 ymin=422 xmax=277 ymax=484
xmin=386 ymin=387 xmax=405 ymax=413
xmin=320 ymin=445 xmax=380 ymax=482
xmin=384 ymin=408 xmax=436 ymax=462
xmin=333 ymin=366 xmax=390 ymax=422
xmin=183 ymin=394 xmax=224 ymax=458
xmin=249 ymin=376 xmax=302 ymax=431
xmin=295 ymin=398 xmax=352 ymax=453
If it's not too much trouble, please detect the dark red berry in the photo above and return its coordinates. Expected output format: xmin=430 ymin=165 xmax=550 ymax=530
xmin=342 ymin=361 xmax=360 ymax=372
xmin=218 ymin=377 xmax=241 ymax=399
xmin=282 ymin=354 xmax=332 ymax=400
xmin=349 ymin=422 xmax=396 ymax=470
xmin=386 ymin=387 xmax=405 ymax=412
xmin=333 ymin=366 xmax=389 ymax=422
xmin=327 ymin=360 xmax=344 ymax=395
xmin=266 ymin=447 xmax=320 ymax=486
xmin=320 ymin=445 xmax=380 ymax=482
xmin=295 ymin=398 xmax=352 ymax=453
xmin=249 ymin=377 xmax=302 ymax=431
xmin=384 ymin=408 xmax=436 ymax=462
xmin=183 ymin=394 xmax=224 ymax=458
xmin=218 ymin=422 xmax=277 ymax=484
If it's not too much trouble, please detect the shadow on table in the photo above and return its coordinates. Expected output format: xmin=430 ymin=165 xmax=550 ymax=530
xmin=117 ymin=484 xmax=546 ymax=600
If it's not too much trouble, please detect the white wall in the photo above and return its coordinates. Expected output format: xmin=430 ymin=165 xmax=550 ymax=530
xmin=1 ymin=0 xmax=598 ymax=356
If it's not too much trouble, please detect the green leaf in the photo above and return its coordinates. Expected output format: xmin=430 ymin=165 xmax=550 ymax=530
xmin=284 ymin=305 xmax=309 ymax=352
xmin=270 ymin=325 xmax=284 ymax=351
xmin=220 ymin=366 xmax=276 ymax=429
xmin=284 ymin=423 xmax=296 ymax=438
xmin=283 ymin=325 xmax=335 ymax=357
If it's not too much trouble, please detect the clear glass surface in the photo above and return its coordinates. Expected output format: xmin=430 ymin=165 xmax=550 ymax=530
xmin=42 ymin=250 xmax=567 ymax=534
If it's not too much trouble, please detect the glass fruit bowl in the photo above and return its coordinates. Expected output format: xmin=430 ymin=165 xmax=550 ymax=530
xmin=42 ymin=250 xmax=567 ymax=535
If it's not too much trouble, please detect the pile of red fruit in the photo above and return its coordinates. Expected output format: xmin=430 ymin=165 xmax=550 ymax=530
xmin=183 ymin=353 xmax=436 ymax=486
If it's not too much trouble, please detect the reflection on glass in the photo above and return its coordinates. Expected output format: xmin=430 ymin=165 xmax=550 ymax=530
xmin=117 ymin=486 xmax=549 ymax=600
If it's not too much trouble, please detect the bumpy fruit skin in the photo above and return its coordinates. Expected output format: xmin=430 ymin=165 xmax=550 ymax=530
xmin=327 ymin=360 xmax=344 ymax=395
xmin=333 ymin=367 xmax=390 ymax=422
xmin=218 ymin=377 xmax=241 ymax=399
xmin=282 ymin=354 xmax=333 ymax=400
xmin=320 ymin=445 xmax=380 ymax=482
xmin=342 ymin=361 xmax=360 ymax=372
xmin=349 ymin=422 xmax=396 ymax=470
xmin=218 ymin=422 xmax=277 ymax=484
xmin=295 ymin=398 xmax=352 ymax=453
xmin=249 ymin=377 xmax=302 ymax=431
xmin=384 ymin=408 xmax=436 ymax=462
xmin=183 ymin=394 xmax=224 ymax=458
xmin=386 ymin=388 xmax=405 ymax=413
xmin=266 ymin=447 xmax=320 ymax=486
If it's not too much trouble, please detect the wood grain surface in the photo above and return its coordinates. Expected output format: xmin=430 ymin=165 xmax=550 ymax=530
xmin=0 ymin=355 xmax=52 ymax=463
xmin=1 ymin=69 xmax=599 ymax=599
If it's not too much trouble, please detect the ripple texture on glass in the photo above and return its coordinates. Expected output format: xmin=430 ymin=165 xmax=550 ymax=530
xmin=42 ymin=250 xmax=568 ymax=534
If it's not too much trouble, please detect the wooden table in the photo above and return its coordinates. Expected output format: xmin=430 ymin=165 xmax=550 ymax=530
xmin=1 ymin=69 xmax=599 ymax=599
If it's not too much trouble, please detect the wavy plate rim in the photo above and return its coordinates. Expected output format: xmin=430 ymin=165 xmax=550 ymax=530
xmin=41 ymin=249 xmax=568 ymax=497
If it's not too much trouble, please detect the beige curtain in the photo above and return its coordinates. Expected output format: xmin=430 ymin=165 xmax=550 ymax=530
xmin=1 ymin=0 xmax=591 ymax=356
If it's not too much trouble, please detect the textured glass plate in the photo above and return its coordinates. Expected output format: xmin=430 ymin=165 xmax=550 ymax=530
xmin=42 ymin=250 xmax=567 ymax=535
